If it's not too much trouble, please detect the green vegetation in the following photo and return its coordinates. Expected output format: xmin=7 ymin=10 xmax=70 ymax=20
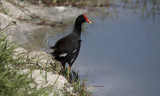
xmin=0 ymin=33 xmax=53 ymax=96
xmin=42 ymin=0 xmax=84 ymax=3
xmin=72 ymin=75 xmax=91 ymax=96
xmin=37 ymin=0 xmax=84 ymax=5
xmin=63 ymin=69 xmax=92 ymax=96
xmin=38 ymin=0 xmax=110 ymax=7
xmin=5 ymin=0 xmax=110 ymax=7
xmin=0 ymin=2 xmax=9 ymax=15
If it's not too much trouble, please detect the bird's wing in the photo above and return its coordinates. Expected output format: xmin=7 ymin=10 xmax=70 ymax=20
xmin=54 ymin=35 xmax=77 ymax=55
xmin=69 ymin=40 xmax=81 ymax=65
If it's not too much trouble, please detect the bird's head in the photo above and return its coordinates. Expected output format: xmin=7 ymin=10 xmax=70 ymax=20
xmin=76 ymin=14 xmax=92 ymax=24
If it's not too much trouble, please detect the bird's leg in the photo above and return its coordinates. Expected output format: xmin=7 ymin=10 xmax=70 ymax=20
xmin=68 ymin=65 xmax=71 ymax=80
xmin=61 ymin=62 xmax=66 ymax=69
xmin=60 ymin=62 xmax=67 ymax=75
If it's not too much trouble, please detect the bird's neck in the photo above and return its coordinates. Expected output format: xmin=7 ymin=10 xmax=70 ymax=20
xmin=73 ymin=21 xmax=82 ymax=37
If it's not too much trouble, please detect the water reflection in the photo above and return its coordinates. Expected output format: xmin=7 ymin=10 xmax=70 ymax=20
xmin=120 ymin=0 xmax=160 ymax=20
xmin=88 ymin=0 xmax=160 ymax=21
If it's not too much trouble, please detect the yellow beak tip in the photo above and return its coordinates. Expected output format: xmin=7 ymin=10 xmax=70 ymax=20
xmin=89 ymin=21 xmax=92 ymax=24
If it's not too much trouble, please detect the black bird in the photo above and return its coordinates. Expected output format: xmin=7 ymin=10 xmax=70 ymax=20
xmin=50 ymin=14 xmax=91 ymax=70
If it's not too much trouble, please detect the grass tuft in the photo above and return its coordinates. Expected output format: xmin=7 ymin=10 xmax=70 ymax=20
xmin=59 ymin=66 xmax=92 ymax=96
xmin=0 ymin=33 xmax=53 ymax=96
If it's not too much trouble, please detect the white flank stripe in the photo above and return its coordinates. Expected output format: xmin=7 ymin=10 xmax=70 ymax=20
xmin=59 ymin=53 xmax=67 ymax=57
xmin=71 ymin=58 xmax=74 ymax=63
xmin=73 ymin=49 xmax=77 ymax=53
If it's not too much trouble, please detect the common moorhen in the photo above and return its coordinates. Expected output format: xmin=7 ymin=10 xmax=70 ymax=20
xmin=50 ymin=14 xmax=91 ymax=70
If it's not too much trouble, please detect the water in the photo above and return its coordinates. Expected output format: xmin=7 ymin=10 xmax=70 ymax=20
xmin=25 ymin=0 xmax=160 ymax=96
xmin=78 ymin=13 xmax=160 ymax=96
xmin=74 ymin=1 xmax=160 ymax=96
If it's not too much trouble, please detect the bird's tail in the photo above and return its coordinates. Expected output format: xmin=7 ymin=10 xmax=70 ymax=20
xmin=50 ymin=46 xmax=55 ymax=49
xmin=50 ymin=46 xmax=55 ymax=54
xmin=49 ymin=51 xmax=55 ymax=55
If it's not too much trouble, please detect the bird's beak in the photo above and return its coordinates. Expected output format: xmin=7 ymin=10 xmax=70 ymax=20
xmin=87 ymin=20 xmax=92 ymax=24
xmin=83 ymin=14 xmax=92 ymax=24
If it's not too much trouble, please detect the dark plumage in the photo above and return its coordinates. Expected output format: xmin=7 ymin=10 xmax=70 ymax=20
xmin=50 ymin=14 xmax=91 ymax=69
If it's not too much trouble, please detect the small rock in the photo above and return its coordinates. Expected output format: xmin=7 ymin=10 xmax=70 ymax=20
xmin=21 ymin=69 xmax=70 ymax=96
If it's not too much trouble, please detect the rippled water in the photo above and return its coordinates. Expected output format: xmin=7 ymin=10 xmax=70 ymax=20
xmin=74 ymin=1 xmax=160 ymax=96
xmin=25 ymin=0 xmax=160 ymax=96
xmin=78 ymin=14 xmax=160 ymax=96
xmin=76 ymin=1 xmax=160 ymax=96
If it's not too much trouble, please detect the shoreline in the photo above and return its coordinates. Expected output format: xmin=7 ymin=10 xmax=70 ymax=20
xmin=0 ymin=0 xmax=92 ymax=95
